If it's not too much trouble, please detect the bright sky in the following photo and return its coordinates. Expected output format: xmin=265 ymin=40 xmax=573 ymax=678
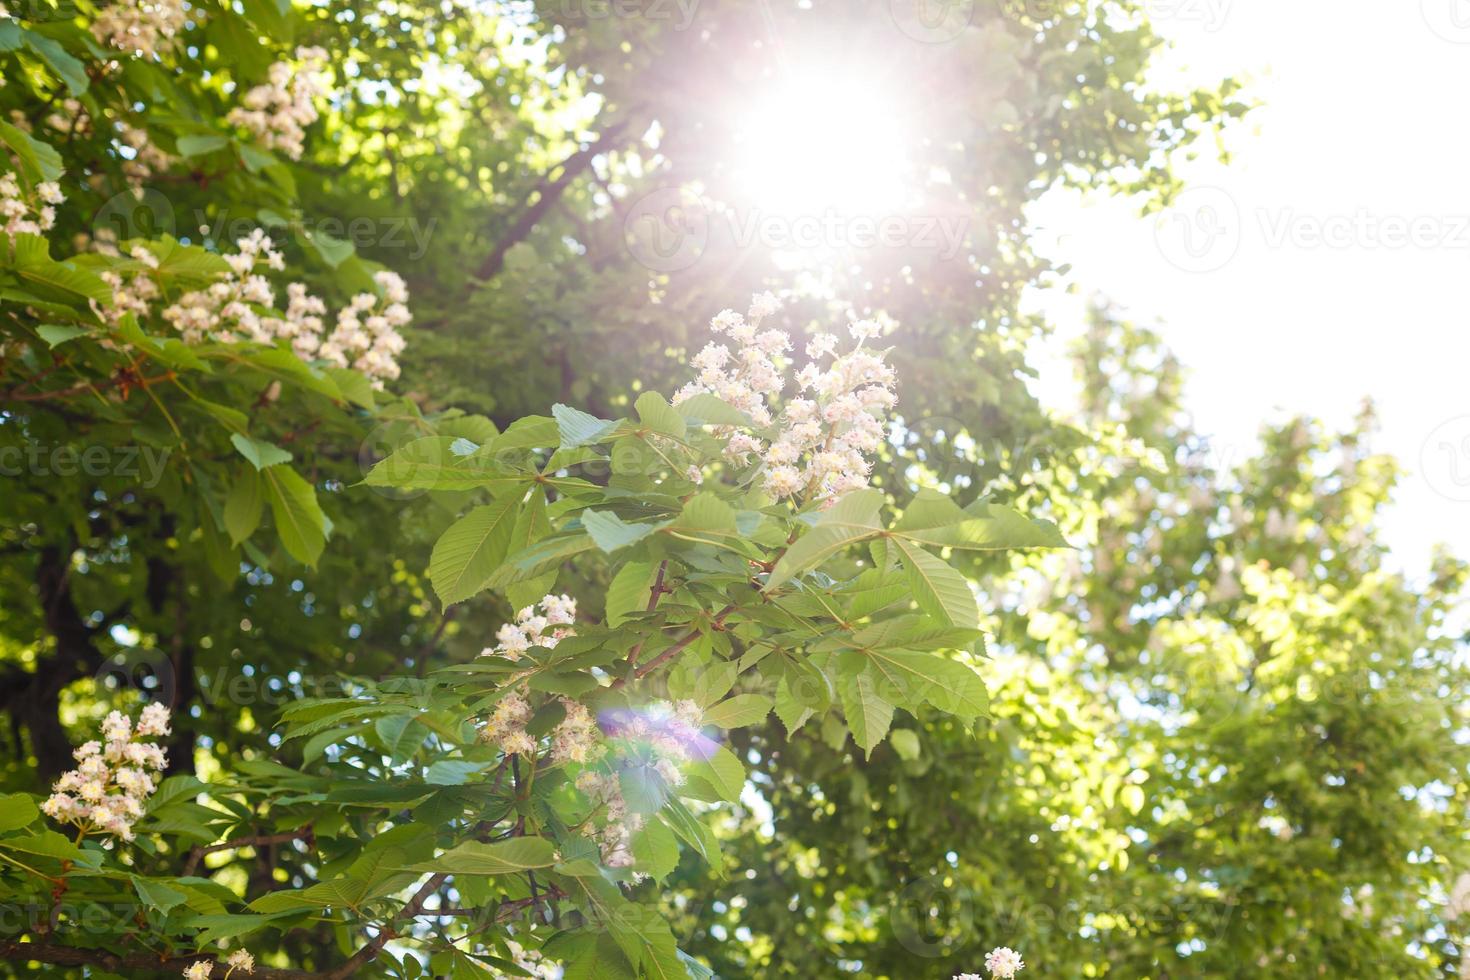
xmin=1024 ymin=0 xmax=1470 ymax=575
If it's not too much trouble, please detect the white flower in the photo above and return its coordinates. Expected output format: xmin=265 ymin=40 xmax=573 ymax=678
xmin=183 ymin=961 xmax=213 ymax=980
xmin=227 ymin=48 xmax=329 ymax=161
xmin=92 ymin=0 xmax=191 ymax=58
xmin=748 ymin=291 xmax=781 ymax=320
xmin=226 ymin=948 xmax=255 ymax=974
xmin=984 ymin=947 xmax=1025 ymax=978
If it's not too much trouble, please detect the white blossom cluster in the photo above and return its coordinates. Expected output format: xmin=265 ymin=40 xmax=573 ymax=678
xmin=480 ymin=593 xmax=577 ymax=662
xmin=91 ymin=0 xmax=192 ymax=59
xmin=501 ymin=939 xmax=557 ymax=980
xmin=44 ymin=98 xmax=90 ymax=137
xmin=675 ymin=293 xmax=898 ymax=505
xmin=674 ymin=291 xmax=788 ymax=428
xmin=479 ymin=690 xmax=535 ymax=757
xmin=182 ymin=948 xmax=255 ymax=979
xmin=158 ymin=229 xmax=408 ymax=386
xmin=41 ymin=704 xmax=170 ymax=843
xmin=975 ymin=946 xmax=1024 ymax=979
xmin=97 ymin=244 xmax=161 ymax=325
xmin=575 ymin=700 xmax=702 ymax=868
xmin=573 ymin=769 xmax=641 ymax=868
xmin=1 ymin=173 xmax=63 ymax=236
xmin=226 ymin=47 xmax=328 ymax=161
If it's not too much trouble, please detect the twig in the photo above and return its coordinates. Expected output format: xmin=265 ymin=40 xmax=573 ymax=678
xmin=625 ymin=560 xmax=668 ymax=667
xmin=0 ymin=942 xmax=316 ymax=978
xmin=621 ymin=602 xmax=738 ymax=683
xmin=182 ymin=826 xmax=315 ymax=878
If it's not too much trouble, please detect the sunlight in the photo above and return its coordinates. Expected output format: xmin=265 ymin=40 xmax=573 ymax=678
xmin=730 ymin=71 xmax=917 ymax=216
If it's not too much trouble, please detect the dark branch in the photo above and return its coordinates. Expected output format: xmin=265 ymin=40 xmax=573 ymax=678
xmin=474 ymin=120 xmax=632 ymax=282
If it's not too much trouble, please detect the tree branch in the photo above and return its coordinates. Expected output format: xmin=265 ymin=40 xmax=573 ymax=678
xmin=0 ymin=942 xmax=317 ymax=978
xmin=625 ymin=560 xmax=669 ymax=667
xmin=183 ymin=826 xmax=316 ymax=878
xmin=474 ymin=120 xmax=632 ymax=282
xmin=322 ymin=872 xmax=448 ymax=980
xmin=626 ymin=602 xmax=738 ymax=682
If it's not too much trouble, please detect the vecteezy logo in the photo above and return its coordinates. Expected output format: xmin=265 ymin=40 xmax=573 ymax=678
xmin=1152 ymin=186 xmax=1241 ymax=273
xmin=1421 ymin=416 xmax=1470 ymax=501
xmin=622 ymin=187 xmax=710 ymax=273
xmin=1422 ymin=0 xmax=1470 ymax=42
xmin=93 ymin=187 xmax=175 ymax=243
xmin=888 ymin=0 xmax=975 ymax=43
xmin=94 ymin=648 xmax=177 ymax=706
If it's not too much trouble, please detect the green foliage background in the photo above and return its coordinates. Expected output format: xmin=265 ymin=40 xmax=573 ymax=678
xmin=0 ymin=0 xmax=1465 ymax=977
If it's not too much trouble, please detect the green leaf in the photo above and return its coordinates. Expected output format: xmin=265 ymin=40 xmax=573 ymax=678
xmin=892 ymin=537 xmax=979 ymax=629
xmin=10 ymin=234 xmax=109 ymax=304
xmin=687 ymin=744 xmax=745 ymax=803
xmin=838 ymin=671 xmax=894 ymax=758
xmin=0 ymin=122 xmax=63 ymax=183
xmin=185 ymin=912 xmax=298 ymax=946
xmin=20 ymin=31 xmax=88 ymax=96
xmin=302 ymin=226 xmax=355 ymax=268
xmin=635 ymin=390 xmax=686 ymax=439
xmin=890 ymin=728 xmax=922 ymax=761
xmin=262 ymin=466 xmax=327 ymax=566
xmin=0 ymin=830 xmax=88 ymax=863
xmin=550 ymin=931 xmax=637 ymax=980
xmin=176 ymin=133 xmax=230 ymax=157
xmin=0 ymin=793 xmax=38 ymax=833
xmin=223 ymin=470 xmax=264 ymax=546
xmin=324 ymin=367 xmax=375 ymax=409
xmin=133 ymin=876 xmax=188 ymax=914
xmin=487 ymin=533 xmax=594 ymax=588
xmin=362 ymin=437 xmax=510 ymax=492
xmin=230 ymin=433 xmax=293 ymax=471
xmin=674 ymin=392 xmax=750 ymax=426
xmin=774 ymin=676 xmax=813 ymax=734
xmin=700 ymin=694 xmax=773 ymax=730
xmin=766 ymin=489 xmax=884 ymax=590
xmin=405 ymin=837 xmax=557 ymax=875
xmin=582 ymin=510 xmax=659 ymax=553
xmin=605 ymin=560 xmax=656 ymax=628
xmin=864 ymin=650 xmax=988 ymax=720
xmin=553 ymin=403 xmax=621 ymax=448
xmin=893 ymin=490 xmax=1068 ymax=551
xmin=35 ymin=323 xmax=88 ymax=347
xmin=424 ymin=760 xmax=484 ymax=785
xmin=428 ymin=494 xmax=521 ymax=605
xmin=632 ymin=819 xmax=680 ymax=880
xmin=675 ymin=493 xmax=737 ymax=533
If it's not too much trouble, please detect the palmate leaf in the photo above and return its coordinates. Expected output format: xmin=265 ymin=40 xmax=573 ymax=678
xmin=486 ymin=533 xmax=595 ymax=587
xmin=362 ymin=436 xmax=518 ymax=492
xmin=582 ymin=509 xmax=661 ymax=552
xmin=605 ymin=560 xmax=656 ymax=627
xmin=891 ymin=536 xmax=979 ymax=629
xmin=700 ymin=694 xmax=773 ymax=729
xmin=405 ymin=837 xmax=557 ymax=875
xmin=547 ymin=931 xmax=638 ymax=980
xmin=8 ymin=233 xmax=109 ymax=304
xmin=429 ymin=493 xmax=521 ymax=605
xmin=892 ymin=489 xmax=1068 ymax=550
xmin=553 ymin=403 xmax=623 ymax=448
xmin=261 ymin=466 xmax=327 ymax=566
xmin=863 ymin=649 xmax=989 ymax=720
xmin=766 ymin=489 xmax=885 ymax=590
xmin=634 ymin=390 xmax=687 ymax=439
xmin=838 ymin=670 xmax=894 ymax=758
